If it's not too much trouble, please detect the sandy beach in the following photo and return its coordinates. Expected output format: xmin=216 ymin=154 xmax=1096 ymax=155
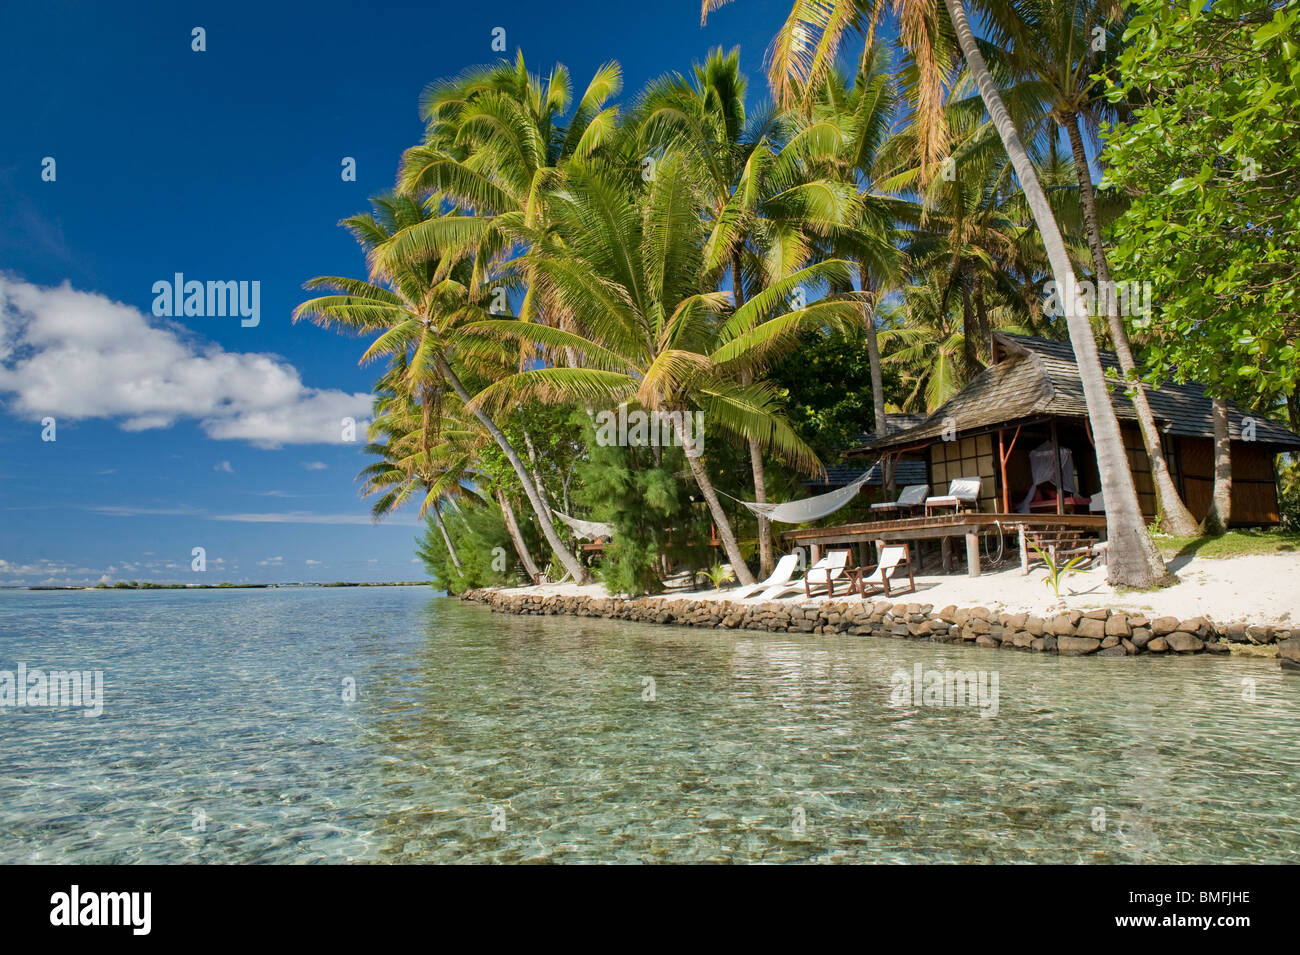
xmin=507 ymin=550 xmax=1300 ymax=626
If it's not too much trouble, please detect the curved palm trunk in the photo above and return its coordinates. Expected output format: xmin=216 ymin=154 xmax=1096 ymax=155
xmin=431 ymin=506 xmax=463 ymax=574
xmin=674 ymin=415 xmax=757 ymax=587
xmin=944 ymin=0 xmax=1171 ymax=586
xmin=733 ymin=258 xmax=773 ymax=578
xmin=1202 ymin=397 xmax=1232 ymax=535
xmin=496 ymin=488 xmax=542 ymax=582
xmin=438 ymin=354 xmax=591 ymax=584
xmin=1064 ymin=114 xmax=1199 ymax=537
xmin=860 ymin=276 xmax=893 ymax=495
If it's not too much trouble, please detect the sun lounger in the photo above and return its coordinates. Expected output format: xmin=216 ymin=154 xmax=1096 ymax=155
xmin=924 ymin=477 xmax=983 ymax=516
xmin=757 ymin=549 xmax=852 ymax=600
xmin=732 ymin=553 xmax=801 ymax=600
xmin=851 ymin=544 xmax=916 ymax=598
xmin=870 ymin=483 xmax=930 ymax=519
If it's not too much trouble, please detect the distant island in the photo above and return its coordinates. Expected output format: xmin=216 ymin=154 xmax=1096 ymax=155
xmin=23 ymin=581 xmax=433 ymax=591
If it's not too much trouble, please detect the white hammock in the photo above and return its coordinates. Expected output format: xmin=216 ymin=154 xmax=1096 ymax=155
xmin=738 ymin=470 xmax=874 ymax=524
xmin=554 ymin=510 xmax=614 ymax=540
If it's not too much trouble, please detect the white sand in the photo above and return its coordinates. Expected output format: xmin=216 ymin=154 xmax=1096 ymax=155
xmin=501 ymin=551 xmax=1299 ymax=626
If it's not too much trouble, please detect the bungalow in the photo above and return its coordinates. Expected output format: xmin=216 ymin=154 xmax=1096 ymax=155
xmin=849 ymin=333 xmax=1300 ymax=526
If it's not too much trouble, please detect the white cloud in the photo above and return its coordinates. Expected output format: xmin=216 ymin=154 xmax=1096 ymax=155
xmin=215 ymin=460 xmax=234 ymax=473
xmin=0 ymin=278 xmax=370 ymax=447
xmin=300 ymin=461 xmax=328 ymax=470
xmin=305 ymin=559 xmax=323 ymax=566
xmin=257 ymin=556 xmax=284 ymax=567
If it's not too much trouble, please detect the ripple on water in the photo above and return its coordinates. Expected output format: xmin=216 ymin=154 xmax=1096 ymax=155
xmin=0 ymin=587 xmax=1297 ymax=863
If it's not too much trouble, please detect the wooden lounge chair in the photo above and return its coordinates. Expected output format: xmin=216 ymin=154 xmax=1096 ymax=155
xmin=924 ymin=477 xmax=983 ymax=516
xmin=851 ymin=544 xmax=916 ymax=598
xmin=870 ymin=484 xmax=930 ymax=519
xmin=757 ymin=549 xmax=851 ymax=600
xmin=732 ymin=553 xmax=801 ymax=600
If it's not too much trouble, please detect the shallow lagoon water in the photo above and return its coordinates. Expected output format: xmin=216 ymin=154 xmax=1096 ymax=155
xmin=0 ymin=586 xmax=1296 ymax=863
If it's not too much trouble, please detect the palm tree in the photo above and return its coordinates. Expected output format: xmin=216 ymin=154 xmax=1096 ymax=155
xmin=989 ymin=0 xmax=1199 ymax=536
xmin=464 ymin=155 xmax=858 ymax=586
xmin=634 ymin=48 xmax=859 ymax=575
xmin=704 ymin=0 xmax=1172 ymax=586
xmin=294 ymin=195 xmax=591 ymax=583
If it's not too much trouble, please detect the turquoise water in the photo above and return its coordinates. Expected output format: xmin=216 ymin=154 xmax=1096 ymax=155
xmin=0 ymin=586 xmax=1296 ymax=863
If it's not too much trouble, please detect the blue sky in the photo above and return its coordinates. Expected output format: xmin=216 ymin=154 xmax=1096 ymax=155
xmin=0 ymin=0 xmax=797 ymax=585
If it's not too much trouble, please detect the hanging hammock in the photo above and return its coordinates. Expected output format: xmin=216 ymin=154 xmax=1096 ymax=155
xmin=737 ymin=467 xmax=877 ymax=524
xmin=554 ymin=510 xmax=614 ymax=541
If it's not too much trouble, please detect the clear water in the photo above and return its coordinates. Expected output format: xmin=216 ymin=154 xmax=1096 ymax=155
xmin=0 ymin=587 xmax=1296 ymax=864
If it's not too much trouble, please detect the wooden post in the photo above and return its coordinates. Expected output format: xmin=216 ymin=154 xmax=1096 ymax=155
xmin=941 ymin=536 xmax=952 ymax=574
xmin=1019 ymin=525 xmax=1030 ymax=575
xmin=966 ymin=530 xmax=981 ymax=577
xmin=1050 ymin=419 xmax=1065 ymax=515
xmin=810 ymin=542 xmax=821 ymax=564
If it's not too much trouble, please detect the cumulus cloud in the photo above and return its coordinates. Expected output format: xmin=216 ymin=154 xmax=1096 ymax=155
xmin=300 ymin=461 xmax=328 ymax=470
xmin=215 ymin=460 xmax=234 ymax=473
xmin=0 ymin=278 xmax=370 ymax=447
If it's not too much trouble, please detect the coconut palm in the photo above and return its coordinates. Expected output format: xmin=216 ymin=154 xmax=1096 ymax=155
xmin=704 ymin=0 xmax=1172 ymax=586
xmin=986 ymin=0 xmax=1199 ymax=535
xmin=633 ymin=47 xmax=859 ymax=575
xmin=463 ymin=154 xmax=859 ymax=586
xmin=294 ymin=194 xmax=591 ymax=583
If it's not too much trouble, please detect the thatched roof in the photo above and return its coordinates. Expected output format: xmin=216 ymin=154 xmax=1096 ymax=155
xmin=852 ymin=333 xmax=1300 ymax=453
xmin=802 ymin=460 xmax=928 ymax=490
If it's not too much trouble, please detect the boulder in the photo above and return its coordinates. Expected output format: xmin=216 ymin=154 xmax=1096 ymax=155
xmin=1151 ymin=616 xmax=1180 ymax=636
xmin=1147 ymin=636 xmax=1169 ymax=653
xmin=1130 ymin=628 xmax=1153 ymax=649
xmin=1058 ymin=635 xmax=1101 ymax=655
xmin=1104 ymin=614 xmax=1131 ymax=637
xmin=1166 ymin=631 xmax=1204 ymax=653
xmin=1076 ymin=617 xmax=1107 ymax=639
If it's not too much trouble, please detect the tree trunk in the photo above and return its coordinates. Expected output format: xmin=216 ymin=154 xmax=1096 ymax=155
xmin=496 ymin=488 xmax=542 ymax=582
xmin=674 ymin=414 xmax=756 ymax=586
xmin=1064 ymin=113 xmax=1199 ymax=537
xmin=431 ymin=506 xmax=463 ymax=573
xmin=860 ymin=274 xmax=892 ymax=496
xmin=1202 ymin=397 xmax=1232 ymax=535
xmin=438 ymin=354 xmax=591 ymax=583
xmin=945 ymin=0 xmax=1172 ymax=587
xmin=733 ymin=256 xmax=773 ymax=578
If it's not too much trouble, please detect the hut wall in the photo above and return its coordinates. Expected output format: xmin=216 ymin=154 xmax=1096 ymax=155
xmin=1178 ymin=437 xmax=1281 ymax=525
xmin=928 ymin=434 xmax=998 ymax=512
xmin=1120 ymin=423 xmax=1158 ymax=519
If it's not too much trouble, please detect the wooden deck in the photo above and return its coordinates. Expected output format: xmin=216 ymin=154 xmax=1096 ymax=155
xmin=781 ymin=513 xmax=1108 ymax=577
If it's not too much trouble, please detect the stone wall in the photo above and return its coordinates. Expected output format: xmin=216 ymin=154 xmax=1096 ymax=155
xmin=460 ymin=588 xmax=1297 ymax=662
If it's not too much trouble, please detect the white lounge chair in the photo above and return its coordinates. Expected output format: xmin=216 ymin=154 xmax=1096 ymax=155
xmin=851 ymin=544 xmax=916 ymax=598
xmin=924 ymin=477 xmax=983 ymax=516
xmin=756 ymin=549 xmax=852 ymax=600
xmin=731 ymin=553 xmax=801 ymax=600
xmin=870 ymin=483 xmax=930 ymax=519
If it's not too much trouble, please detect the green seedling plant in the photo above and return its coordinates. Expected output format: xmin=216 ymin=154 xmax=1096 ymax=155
xmin=1032 ymin=542 xmax=1087 ymax=598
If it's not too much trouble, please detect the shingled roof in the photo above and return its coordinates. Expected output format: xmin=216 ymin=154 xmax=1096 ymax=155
xmin=852 ymin=332 xmax=1300 ymax=453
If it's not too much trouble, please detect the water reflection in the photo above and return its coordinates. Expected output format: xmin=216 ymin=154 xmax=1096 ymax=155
xmin=0 ymin=588 xmax=1296 ymax=863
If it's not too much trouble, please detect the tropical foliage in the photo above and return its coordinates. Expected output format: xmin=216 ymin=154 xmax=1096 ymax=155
xmin=297 ymin=0 xmax=1296 ymax=594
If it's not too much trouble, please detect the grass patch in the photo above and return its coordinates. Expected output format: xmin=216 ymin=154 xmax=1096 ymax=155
xmin=1154 ymin=528 xmax=1300 ymax=560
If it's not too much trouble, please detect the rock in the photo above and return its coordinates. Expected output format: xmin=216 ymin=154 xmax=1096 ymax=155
xmin=1178 ymin=617 xmax=1208 ymax=637
xmin=1147 ymin=636 xmax=1169 ymax=653
xmin=1010 ymin=631 xmax=1035 ymax=649
xmin=975 ymin=634 xmax=999 ymax=648
xmin=1151 ymin=616 xmax=1180 ymax=636
xmin=1100 ymin=635 xmax=1120 ymax=649
xmin=1166 ymin=631 xmax=1204 ymax=653
xmin=1006 ymin=612 xmax=1028 ymax=630
xmin=1222 ymin=623 xmax=1250 ymax=644
xmin=1278 ymin=637 xmax=1300 ymax=664
xmin=1025 ymin=616 xmax=1046 ymax=636
xmin=1121 ymin=638 xmax=1138 ymax=655
xmin=1058 ymin=635 xmax=1101 ymax=655
xmin=1047 ymin=615 xmax=1077 ymax=636
xmin=1104 ymin=614 xmax=1131 ymax=637
xmin=1247 ymin=625 xmax=1276 ymax=645
xmin=1131 ymin=628 xmax=1153 ymax=648
xmin=1082 ymin=608 xmax=1109 ymax=620
xmin=1098 ymin=645 xmax=1127 ymax=657
xmin=1030 ymin=635 xmax=1057 ymax=652
xmin=1076 ymin=617 xmax=1107 ymax=639
xmin=1205 ymin=641 xmax=1230 ymax=654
